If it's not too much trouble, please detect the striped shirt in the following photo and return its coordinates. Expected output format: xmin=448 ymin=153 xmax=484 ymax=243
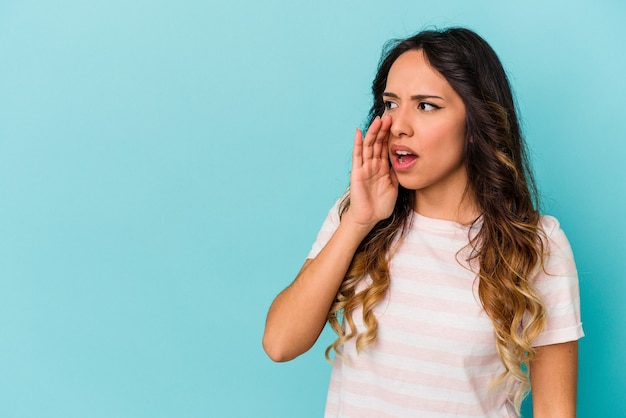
xmin=308 ymin=201 xmax=584 ymax=417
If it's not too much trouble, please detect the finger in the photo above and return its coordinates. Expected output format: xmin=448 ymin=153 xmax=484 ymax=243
xmin=380 ymin=114 xmax=392 ymax=133
xmin=352 ymin=128 xmax=363 ymax=168
xmin=372 ymin=115 xmax=392 ymax=160
xmin=389 ymin=166 xmax=399 ymax=189
xmin=362 ymin=116 xmax=381 ymax=161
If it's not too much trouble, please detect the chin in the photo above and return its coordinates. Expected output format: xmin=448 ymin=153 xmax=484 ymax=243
xmin=397 ymin=178 xmax=425 ymax=192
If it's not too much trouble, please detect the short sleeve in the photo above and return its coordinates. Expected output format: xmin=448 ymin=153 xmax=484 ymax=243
xmin=306 ymin=198 xmax=343 ymax=260
xmin=531 ymin=216 xmax=584 ymax=347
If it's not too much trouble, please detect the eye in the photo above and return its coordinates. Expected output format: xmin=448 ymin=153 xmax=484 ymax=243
xmin=418 ymin=102 xmax=440 ymax=111
xmin=383 ymin=100 xmax=398 ymax=110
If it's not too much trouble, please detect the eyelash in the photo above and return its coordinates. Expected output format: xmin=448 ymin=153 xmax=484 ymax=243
xmin=418 ymin=102 xmax=440 ymax=111
xmin=383 ymin=101 xmax=441 ymax=111
xmin=383 ymin=101 xmax=397 ymax=110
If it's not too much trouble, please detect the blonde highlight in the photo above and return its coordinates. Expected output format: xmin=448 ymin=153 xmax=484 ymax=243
xmin=325 ymin=28 xmax=550 ymax=415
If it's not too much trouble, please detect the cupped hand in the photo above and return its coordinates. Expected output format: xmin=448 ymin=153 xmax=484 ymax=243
xmin=345 ymin=115 xmax=398 ymax=229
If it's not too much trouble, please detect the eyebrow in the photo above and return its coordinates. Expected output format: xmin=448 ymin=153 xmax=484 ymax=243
xmin=382 ymin=92 xmax=444 ymax=100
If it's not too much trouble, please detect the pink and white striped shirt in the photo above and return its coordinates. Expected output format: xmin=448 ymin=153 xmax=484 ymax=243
xmin=308 ymin=200 xmax=583 ymax=417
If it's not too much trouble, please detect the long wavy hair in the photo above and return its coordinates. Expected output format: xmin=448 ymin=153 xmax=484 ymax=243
xmin=326 ymin=27 xmax=546 ymax=413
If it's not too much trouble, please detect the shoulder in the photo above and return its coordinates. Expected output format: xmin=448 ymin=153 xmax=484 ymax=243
xmin=538 ymin=215 xmax=574 ymax=255
xmin=306 ymin=193 xmax=347 ymax=259
xmin=538 ymin=214 xmax=562 ymax=236
xmin=532 ymin=216 xmax=584 ymax=346
xmin=535 ymin=214 xmax=577 ymax=277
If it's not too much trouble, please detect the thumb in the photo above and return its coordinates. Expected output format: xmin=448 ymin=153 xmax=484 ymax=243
xmin=390 ymin=168 xmax=399 ymax=189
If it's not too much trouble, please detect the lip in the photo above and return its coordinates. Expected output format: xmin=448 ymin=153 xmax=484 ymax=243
xmin=390 ymin=144 xmax=418 ymax=172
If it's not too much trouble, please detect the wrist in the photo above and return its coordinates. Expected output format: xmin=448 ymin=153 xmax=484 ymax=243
xmin=339 ymin=212 xmax=377 ymax=239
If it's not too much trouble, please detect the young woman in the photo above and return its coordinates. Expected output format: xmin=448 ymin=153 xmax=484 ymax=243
xmin=263 ymin=27 xmax=583 ymax=417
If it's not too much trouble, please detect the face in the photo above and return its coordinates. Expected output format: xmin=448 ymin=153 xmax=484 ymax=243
xmin=384 ymin=49 xmax=468 ymax=200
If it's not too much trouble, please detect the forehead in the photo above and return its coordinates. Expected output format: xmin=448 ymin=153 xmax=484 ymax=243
xmin=385 ymin=49 xmax=452 ymax=92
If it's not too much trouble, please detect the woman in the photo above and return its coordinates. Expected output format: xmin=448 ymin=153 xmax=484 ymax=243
xmin=263 ymin=27 xmax=583 ymax=417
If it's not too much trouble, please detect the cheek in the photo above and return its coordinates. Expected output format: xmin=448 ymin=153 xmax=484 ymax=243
xmin=424 ymin=122 xmax=465 ymax=146
xmin=427 ymin=125 xmax=466 ymax=160
xmin=441 ymin=117 xmax=467 ymax=148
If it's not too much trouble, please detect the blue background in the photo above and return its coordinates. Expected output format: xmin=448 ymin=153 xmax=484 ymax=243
xmin=1 ymin=1 xmax=624 ymax=417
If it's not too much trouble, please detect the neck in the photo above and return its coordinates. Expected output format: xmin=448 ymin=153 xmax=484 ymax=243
xmin=413 ymin=186 xmax=480 ymax=225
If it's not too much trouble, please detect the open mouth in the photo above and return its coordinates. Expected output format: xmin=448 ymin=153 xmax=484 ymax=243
xmin=395 ymin=150 xmax=417 ymax=166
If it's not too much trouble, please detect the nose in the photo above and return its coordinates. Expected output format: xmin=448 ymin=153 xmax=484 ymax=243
xmin=389 ymin=106 xmax=413 ymax=138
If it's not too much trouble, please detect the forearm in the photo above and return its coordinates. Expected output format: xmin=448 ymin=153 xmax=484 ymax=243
xmin=262 ymin=218 xmax=373 ymax=362
xmin=264 ymin=115 xmax=396 ymax=362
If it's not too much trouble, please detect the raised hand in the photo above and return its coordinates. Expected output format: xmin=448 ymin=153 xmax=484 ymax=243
xmin=263 ymin=117 xmax=398 ymax=362
xmin=345 ymin=115 xmax=398 ymax=229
